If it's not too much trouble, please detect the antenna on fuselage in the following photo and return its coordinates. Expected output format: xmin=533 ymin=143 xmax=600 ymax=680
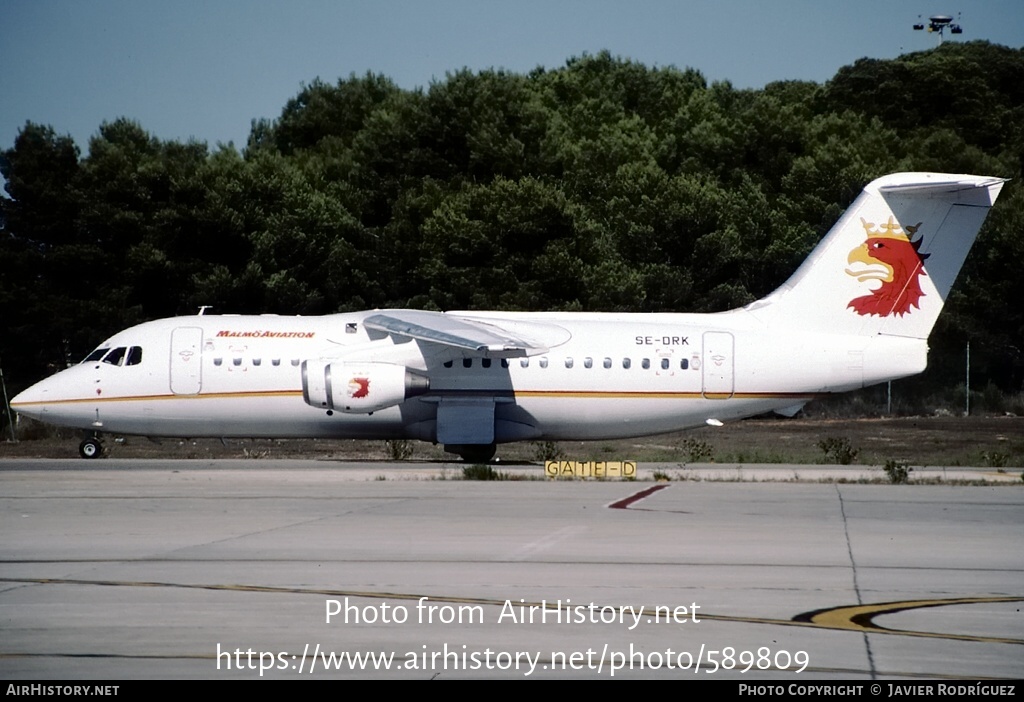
xmin=197 ymin=306 xmax=213 ymax=316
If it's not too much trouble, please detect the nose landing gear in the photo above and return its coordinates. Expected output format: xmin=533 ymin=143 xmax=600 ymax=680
xmin=79 ymin=435 xmax=103 ymax=459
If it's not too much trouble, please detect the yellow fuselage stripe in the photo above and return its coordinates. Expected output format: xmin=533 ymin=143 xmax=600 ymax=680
xmin=12 ymin=389 xmax=815 ymax=408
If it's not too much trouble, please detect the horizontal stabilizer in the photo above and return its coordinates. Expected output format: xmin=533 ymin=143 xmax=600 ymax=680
xmin=876 ymin=175 xmax=1006 ymax=199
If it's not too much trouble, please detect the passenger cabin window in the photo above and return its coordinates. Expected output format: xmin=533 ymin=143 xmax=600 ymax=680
xmin=680 ymin=358 xmax=689 ymax=370
xmin=463 ymin=359 xmax=472 ymax=368
xmin=444 ymin=360 xmax=453 ymax=368
xmin=622 ymin=358 xmax=631 ymax=369
xmin=565 ymin=357 xmax=574 ymax=369
xmin=539 ymin=357 xmax=549 ymax=369
xmin=661 ymin=358 xmax=670 ymax=370
xmin=482 ymin=359 xmax=492 ymax=369
xmin=272 ymin=359 xmax=281 ymax=366
xmin=603 ymin=358 xmax=612 ymax=369
xmin=584 ymin=357 xmax=593 ymax=369
xmin=642 ymin=358 xmax=651 ymax=370
xmin=520 ymin=358 xmax=529 ymax=368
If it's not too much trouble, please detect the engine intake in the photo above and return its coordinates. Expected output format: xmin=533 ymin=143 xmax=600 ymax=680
xmin=302 ymin=361 xmax=429 ymax=413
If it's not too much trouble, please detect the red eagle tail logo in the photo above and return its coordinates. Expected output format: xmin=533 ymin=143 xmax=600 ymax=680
xmin=845 ymin=217 xmax=929 ymax=317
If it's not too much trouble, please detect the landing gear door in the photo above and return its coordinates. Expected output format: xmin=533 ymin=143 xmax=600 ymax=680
xmin=702 ymin=331 xmax=734 ymax=399
xmin=436 ymin=398 xmax=495 ymax=444
xmin=170 ymin=327 xmax=203 ymax=395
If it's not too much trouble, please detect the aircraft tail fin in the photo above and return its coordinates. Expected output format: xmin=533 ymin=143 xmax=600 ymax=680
xmin=746 ymin=172 xmax=1006 ymax=339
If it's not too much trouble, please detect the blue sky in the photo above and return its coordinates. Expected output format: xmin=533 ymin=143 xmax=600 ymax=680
xmin=1 ymin=1 xmax=1022 ymax=154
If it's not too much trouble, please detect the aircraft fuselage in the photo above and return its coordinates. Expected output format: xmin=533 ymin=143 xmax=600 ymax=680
xmin=12 ymin=310 xmax=924 ymax=443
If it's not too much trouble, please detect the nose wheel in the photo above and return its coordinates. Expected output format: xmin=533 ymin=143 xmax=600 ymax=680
xmin=79 ymin=437 xmax=103 ymax=459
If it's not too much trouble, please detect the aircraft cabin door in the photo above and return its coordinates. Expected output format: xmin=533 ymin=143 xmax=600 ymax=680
xmin=701 ymin=331 xmax=734 ymax=399
xmin=170 ymin=327 xmax=203 ymax=395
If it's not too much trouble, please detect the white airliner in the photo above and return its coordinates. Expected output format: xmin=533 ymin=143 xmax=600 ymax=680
xmin=11 ymin=172 xmax=1006 ymax=460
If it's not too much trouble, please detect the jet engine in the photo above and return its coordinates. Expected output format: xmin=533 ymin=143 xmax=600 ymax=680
xmin=301 ymin=361 xmax=430 ymax=413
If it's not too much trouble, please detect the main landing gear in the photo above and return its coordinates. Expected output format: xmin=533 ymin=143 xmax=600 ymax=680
xmin=79 ymin=435 xmax=103 ymax=459
xmin=445 ymin=443 xmax=497 ymax=463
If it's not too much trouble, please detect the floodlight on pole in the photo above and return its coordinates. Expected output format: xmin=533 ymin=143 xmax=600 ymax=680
xmin=913 ymin=13 xmax=964 ymax=43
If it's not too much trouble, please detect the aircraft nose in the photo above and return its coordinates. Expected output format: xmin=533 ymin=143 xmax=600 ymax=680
xmin=10 ymin=379 xmax=55 ymax=420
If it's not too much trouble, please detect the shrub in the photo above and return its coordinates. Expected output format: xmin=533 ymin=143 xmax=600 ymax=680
xmin=980 ymin=450 xmax=1007 ymax=468
xmin=884 ymin=459 xmax=910 ymax=484
xmin=531 ymin=441 xmax=565 ymax=462
xmin=462 ymin=464 xmax=506 ymax=481
xmin=383 ymin=439 xmax=414 ymax=460
xmin=679 ymin=438 xmax=714 ymax=462
xmin=818 ymin=437 xmax=859 ymax=464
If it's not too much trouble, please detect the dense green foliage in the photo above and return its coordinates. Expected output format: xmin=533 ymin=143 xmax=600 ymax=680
xmin=2 ymin=41 xmax=1023 ymax=411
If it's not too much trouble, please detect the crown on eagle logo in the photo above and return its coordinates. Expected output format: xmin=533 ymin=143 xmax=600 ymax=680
xmin=860 ymin=216 xmax=921 ymax=241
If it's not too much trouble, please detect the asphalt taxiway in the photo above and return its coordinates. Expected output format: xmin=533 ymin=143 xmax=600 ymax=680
xmin=1 ymin=459 xmax=1021 ymax=679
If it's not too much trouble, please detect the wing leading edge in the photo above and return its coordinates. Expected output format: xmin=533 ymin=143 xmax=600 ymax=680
xmin=362 ymin=310 xmax=570 ymax=358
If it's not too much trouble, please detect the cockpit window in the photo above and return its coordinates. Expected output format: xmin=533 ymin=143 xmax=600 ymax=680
xmin=84 ymin=348 xmax=109 ymax=363
xmin=98 ymin=346 xmax=143 ymax=366
xmin=102 ymin=347 xmax=127 ymax=365
xmin=124 ymin=346 xmax=143 ymax=366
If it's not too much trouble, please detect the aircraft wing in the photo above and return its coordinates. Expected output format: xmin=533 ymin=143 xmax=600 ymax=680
xmin=362 ymin=310 xmax=569 ymax=358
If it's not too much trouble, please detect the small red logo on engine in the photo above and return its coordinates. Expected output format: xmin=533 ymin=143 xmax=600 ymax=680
xmin=347 ymin=377 xmax=370 ymax=399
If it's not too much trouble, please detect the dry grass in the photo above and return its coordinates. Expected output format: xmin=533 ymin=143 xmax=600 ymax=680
xmin=2 ymin=415 xmax=1021 ymax=467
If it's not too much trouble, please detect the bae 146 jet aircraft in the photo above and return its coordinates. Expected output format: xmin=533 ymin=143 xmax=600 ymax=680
xmin=11 ymin=172 xmax=1006 ymax=460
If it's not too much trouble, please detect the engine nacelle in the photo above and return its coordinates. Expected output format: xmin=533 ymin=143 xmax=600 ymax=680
xmin=301 ymin=361 xmax=429 ymax=413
